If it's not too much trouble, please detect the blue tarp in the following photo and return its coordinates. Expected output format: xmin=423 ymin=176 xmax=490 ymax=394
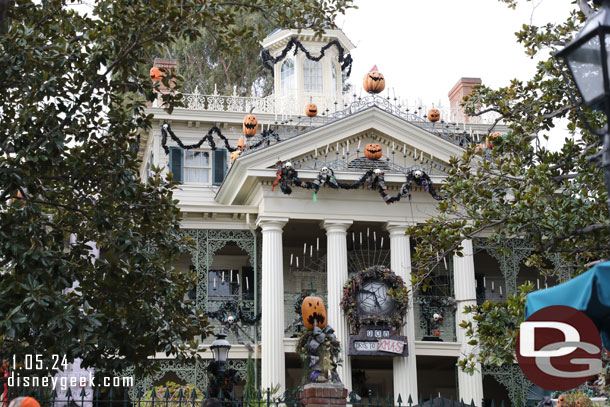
xmin=524 ymin=261 xmax=610 ymax=350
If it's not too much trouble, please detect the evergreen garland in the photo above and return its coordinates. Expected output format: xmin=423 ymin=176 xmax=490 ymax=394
xmin=261 ymin=37 xmax=353 ymax=77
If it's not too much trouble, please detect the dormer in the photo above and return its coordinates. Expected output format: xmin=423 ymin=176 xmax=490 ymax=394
xmin=261 ymin=29 xmax=355 ymax=115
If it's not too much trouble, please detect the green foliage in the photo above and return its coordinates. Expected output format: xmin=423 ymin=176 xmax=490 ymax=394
xmin=243 ymin=353 xmax=258 ymax=407
xmin=0 ymin=0 xmax=354 ymax=374
xmin=407 ymin=0 xmax=610 ymax=373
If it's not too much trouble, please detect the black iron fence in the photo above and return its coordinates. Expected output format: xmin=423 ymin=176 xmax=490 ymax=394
xmin=6 ymin=387 xmax=520 ymax=407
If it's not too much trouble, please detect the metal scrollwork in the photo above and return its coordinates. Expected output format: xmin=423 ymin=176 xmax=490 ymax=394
xmin=483 ymin=364 xmax=534 ymax=407
xmin=476 ymin=238 xmax=532 ymax=296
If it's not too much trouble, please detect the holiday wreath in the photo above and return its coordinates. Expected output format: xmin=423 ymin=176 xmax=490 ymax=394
xmin=340 ymin=265 xmax=408 ymax=332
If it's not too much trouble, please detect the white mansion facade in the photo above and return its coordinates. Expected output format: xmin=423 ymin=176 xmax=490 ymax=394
xmin=137 ymin=29 xmax=550 ymax=407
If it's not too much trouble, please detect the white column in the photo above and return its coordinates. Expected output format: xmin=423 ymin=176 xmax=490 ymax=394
xmin=322 ymin=219 xmax=353 ymax=391
xmin=453 ymin=239 xmax=484 ymax=405
xmin=257 ymin=217 xmax=289 ymax=393
xmin=385 ymin=222 xmax=418 ymax=405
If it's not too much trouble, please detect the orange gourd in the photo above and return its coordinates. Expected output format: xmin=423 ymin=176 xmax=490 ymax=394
xmin=428 ymin=108 xmax=440 ymax=122
xmin=243 ymin=113 xmax=258 ymax=137
xmin=363 ymin=65 xmax=385 ymax=94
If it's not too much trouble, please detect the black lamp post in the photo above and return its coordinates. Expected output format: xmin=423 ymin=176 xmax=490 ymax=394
xmin=555 ymin=0 xmax=610 ymax=212
xmin=210 ymin=331 xmax=231 ymax=374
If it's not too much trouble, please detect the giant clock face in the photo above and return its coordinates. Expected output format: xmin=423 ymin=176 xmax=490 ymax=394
xmin=356 ymin=280 xmax=395 ymax=316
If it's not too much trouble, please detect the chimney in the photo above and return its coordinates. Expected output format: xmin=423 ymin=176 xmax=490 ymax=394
xmin=148 ymin=58 xmax=178 ymax=107
xmin=448 ymin=77 xmax=481 ymax=123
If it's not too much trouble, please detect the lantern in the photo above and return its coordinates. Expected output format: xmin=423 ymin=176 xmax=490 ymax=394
xmin=427 ymin=108 xmax=441 ymax=122
xmin=364 ymin=143 xmax=383 ymax=160
xmin=363 ymin=65 xmax=385 ymax=94
xmin=209 ymin=332 xmax=231 ymax=373
xmin=150 ymin=67 xmax=163 ymax=82
xmin=306 ymin=103 xmax=318 ymax=117
xmin=301 ymin=296 xmax=328 ymax=330
xmin=243 ymin=113 xmax=258 ymax=137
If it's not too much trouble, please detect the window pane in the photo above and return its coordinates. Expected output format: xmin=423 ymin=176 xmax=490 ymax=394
xmin=304 ymin=60 xmax=323 ymax=92
xmin=281 ymin=60 xmax=295 ymax=94
xmin=208 ymin=270 xmax=239 ymax=300
xmin=185 ymin=151 xmax=209 ymax=167
xmin=184 ymin=168 xmax=210 ymax=183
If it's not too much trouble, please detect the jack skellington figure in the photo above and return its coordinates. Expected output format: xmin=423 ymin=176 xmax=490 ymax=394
xmin=272 ymin=160 xmax=304 ymax=194
xmin=205 ymin=301 xmax=260 ymax=352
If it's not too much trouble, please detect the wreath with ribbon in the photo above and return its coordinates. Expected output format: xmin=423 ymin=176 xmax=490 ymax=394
xmin=340 ymin=266 xmax=408 ymax=332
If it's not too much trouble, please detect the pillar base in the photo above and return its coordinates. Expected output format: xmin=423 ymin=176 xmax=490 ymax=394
xmin=299 ymin=383 xmax=348 ymax=407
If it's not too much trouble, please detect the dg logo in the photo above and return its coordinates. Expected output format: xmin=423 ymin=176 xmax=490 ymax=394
xmin=516 ymin=305 xmax=602 ymax=390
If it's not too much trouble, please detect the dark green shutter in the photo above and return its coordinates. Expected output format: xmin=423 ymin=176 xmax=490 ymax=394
xmin=169 ymin=147 xmax=183 ymax=183
xmin=212 ymin=149 xmax=227 ymax=185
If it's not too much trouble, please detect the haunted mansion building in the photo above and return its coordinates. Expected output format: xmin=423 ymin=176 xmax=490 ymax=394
xmin=136 ymin=29 xmax=549 ymax=407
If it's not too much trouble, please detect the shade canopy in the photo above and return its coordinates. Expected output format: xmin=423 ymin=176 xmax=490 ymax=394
xmin=524 ymin=262 xmax=610 ymax=350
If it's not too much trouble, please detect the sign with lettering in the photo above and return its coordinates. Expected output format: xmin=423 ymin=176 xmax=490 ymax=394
xmin=348 ymin=326 xmax=408 ymax=356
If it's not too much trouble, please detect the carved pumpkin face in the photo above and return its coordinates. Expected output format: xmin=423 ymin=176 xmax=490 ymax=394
xmin=363 ymin=66 xmax=385 ymax=94
xmin=306 ymin=103 xmax=318 ymax=117
xmin=557 ymin=394 xmax=569 ymax=407
xmin=576 ymin=397 xmax=592 ymax=407
xmin=364 ymin=143 xmax=383 ymax=160
xmin=301 ymin=296 xmax=327 ymax=330
xmin=150 ymin=67 xmax=163 ymax=82
xmin=243 ymin=114 xmax=258 ymax=137
xmin=486 ymin=132 xmax=501 ymax=149
xmin=237 ymin=137 xmax=245 ymax=151
xmin=230 ymin=150 xmax=240 ymax=163
xmin=428 ymin=108 xmax=440 ymax=122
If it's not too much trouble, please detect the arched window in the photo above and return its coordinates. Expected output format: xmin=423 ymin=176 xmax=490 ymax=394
xmin=304 ymin=59 xmax=323 ymax=92
xmin=280 ymin=59 xmax=295 ymax=94
xmin=331 ymin=63 xmax=339 ymax=94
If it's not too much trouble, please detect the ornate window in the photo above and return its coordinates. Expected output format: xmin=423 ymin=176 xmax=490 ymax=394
xmin=184 ymin=150 xmax=211 ymax=183
xmin=304 ymin=59 xmax=323 ymax=92
xmin=280 ymin=59 xmax=295 ymax=94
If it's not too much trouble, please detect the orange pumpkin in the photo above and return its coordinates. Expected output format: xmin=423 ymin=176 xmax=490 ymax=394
xmin=557 ymin=394 xmax=570 ymax=407
xmin=486 ymin=132 xmax=501 ymax=149
xmin=230 ymin=151 xmax=241 ymax=163
xmin=9 ymin=398 xmax=40 ymax=407
xmin=364 ymin=143 xmax=383 ymax=160
xmin=150 ymin=67 xmax=163 ymax=82
xmin=363 ymin=65 xmax=385 ymax=94
xmin=428 ymin=108 xmax=440 ymax=122
xmin=306 ymin=103 xmax=318 ymax=117
xmin=243 ymin=113 xmax=258 ymax=137
xmin=237 ymin=137 xmax=245 ymax=151
xmin=576 ymin=397 xmax=593 ymax=407
xmin=301 ymin=296 xmax=327 ymax=330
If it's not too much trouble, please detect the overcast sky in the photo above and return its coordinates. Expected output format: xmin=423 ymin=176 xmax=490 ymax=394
xmin=338 ymin=0 xmax=574 ymax=108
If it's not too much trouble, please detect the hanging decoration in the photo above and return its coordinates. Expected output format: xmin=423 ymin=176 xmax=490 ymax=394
xmin=204 ymin=301 xmax=261 ymax=352
xmin=261 ymin=37 xmax=353 ymax=78
xmin=272 ymin=164 xmax=443 ymax=204
xmin=230 ymin=150 xmax=241 ymax=163
xmin=362 ymin=65 xmax=385 ymax=94
xmin=160 ymin=123 xmax=280 ymax=155
xmin=340 ymin=266 xmax=407 ymax=332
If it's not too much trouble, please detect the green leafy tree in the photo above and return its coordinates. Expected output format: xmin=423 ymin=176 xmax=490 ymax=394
xmin=0 ymin=0 xmax=355 ymax=374
xmin=406 ymin=0 xmax=610 ymax=374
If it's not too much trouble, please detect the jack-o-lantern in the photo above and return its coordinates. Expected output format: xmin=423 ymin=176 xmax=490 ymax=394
xmin=363 ymin=65 xmax=385 ymax=94
xmin=364 ymin=143 xmax=383 ymax=160
xmin=301 ymin=296 xmax=327 ymax=330
xmin=576 ymin=397 xmax=593 ymax=407
xmin=306 ymin=103 xmax=318 ymax=117
xmin=557 ymin=394 xmax=570 ymax=407
xmin=486 ymin=132 xmax=501 ymax=149
xmin=243 ymin=113 xmax=258 ymax=137
xmin=150 ymin=67 xmax=163 ymax=82
xmin=428 ymin=108 xmax=441 ymax=122
xmin=237 ymin=137 xmax=245 ymax=151
xmin=230 ymin=150 xmax=241 ymax=163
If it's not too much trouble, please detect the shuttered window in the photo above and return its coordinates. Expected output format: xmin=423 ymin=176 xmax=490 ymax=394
xmin=212 ymin=149 xmax=227 ymax=186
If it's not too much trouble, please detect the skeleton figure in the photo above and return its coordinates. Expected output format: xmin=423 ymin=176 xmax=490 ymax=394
xmin=272 ymin=160 xmax=303 ymax=194
xmin=367 ymin=168 xmax=388 ymax=192
xmin=312 ymin=167 xmax=339 ymax=190
xmin=205 ymin=301 xmax=260 ymax=352
xmin=398 ymin=168 xmax=443 ymax=201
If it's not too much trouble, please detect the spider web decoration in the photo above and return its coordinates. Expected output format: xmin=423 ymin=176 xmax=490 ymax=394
xmin=347 ymin=229 xmax=391 ymax=274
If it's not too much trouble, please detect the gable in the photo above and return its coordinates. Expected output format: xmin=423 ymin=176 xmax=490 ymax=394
xmin=217 ymin=106 xmax=466 ymax=205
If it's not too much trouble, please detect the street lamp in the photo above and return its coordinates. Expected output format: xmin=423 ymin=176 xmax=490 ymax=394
xmin=210 ymin=331 xmax=231 ymax=373
xmin=555 ymin=0 xmax=610 ymax=212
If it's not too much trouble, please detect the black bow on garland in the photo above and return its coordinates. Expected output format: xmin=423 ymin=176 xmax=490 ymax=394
xmin=261 ymin=37 xmax=353 ymax=78
xmin=273 ymin=162 xmax=443 ymax=204
xmin=161 ymin=123 xmax=280 ymax=154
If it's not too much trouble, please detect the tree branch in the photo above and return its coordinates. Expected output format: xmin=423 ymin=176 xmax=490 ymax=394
xmin=543 ymin=222 xmax=610 ymax=251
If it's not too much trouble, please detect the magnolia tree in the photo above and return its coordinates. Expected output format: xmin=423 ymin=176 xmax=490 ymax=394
xmin=0 ymin=0 xmax=354 ymax=375
xmin=407 ymin=0 xmax=610 ymax=376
